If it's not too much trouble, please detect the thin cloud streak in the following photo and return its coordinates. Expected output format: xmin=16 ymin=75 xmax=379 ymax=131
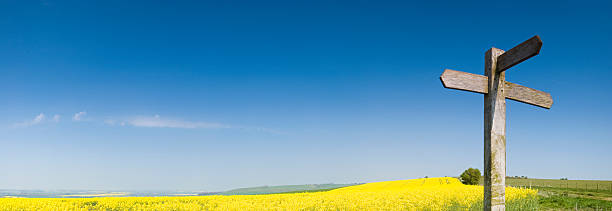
xmin=72 ymin=111 xmax=87 ymax=121
xmin=233 ymin=125 xmax=287 ymax=135
xmin=125 ymin=115 xmax=230 ymax=129
xmin=13 ymin=113 xmax=282 ymax=134
xmin=52 ymin=114 xmax=61 ymax=122
xmin=13 ymin=113 xmax=46 ymax=127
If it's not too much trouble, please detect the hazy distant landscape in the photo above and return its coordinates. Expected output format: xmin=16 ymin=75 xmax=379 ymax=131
xmin=3 ymin=177 xmax=611 ymax=210
xmin=0 ymin=183 xmax=357 ymax=198
xmin=3 ymin=0 xmax=611 ymax=210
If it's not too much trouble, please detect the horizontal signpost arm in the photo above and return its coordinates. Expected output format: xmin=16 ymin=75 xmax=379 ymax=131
xmin=440 ymin=69 xmax=488 ymax=94
xmin=497 ymin=35 xmax=542 ymax=72
xmin=504 ymin=81 xmax=553 ymax=109
xmin=440 ymin=69 xmax=553 ymax=109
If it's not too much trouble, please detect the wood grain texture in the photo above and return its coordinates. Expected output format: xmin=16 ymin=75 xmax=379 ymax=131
xmin=504 ymin=82 xmax=553 ymax=109
xmin=440 ymin=69 xmax=488 ymax=94
xmin=496 ymin=35 xmax=542 ymax=72
xmin=440 ymin=69 xmax=553 ymax=109
xmin=440 ymin=36 xmax=551 ymax=211
xmin=484 ymin=48 xmax=506 ymax=211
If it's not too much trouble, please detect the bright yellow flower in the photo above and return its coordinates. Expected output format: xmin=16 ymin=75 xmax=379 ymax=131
xmin=0 ymin=177 xmax=537 ymax=210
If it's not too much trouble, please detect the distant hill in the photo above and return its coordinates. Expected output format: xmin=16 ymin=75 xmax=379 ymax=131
xmin=203 ymin=183 xmax=360 ymax=196
xmin=0 ymin=184 xmax=359 ymax=198
xmin=0 ymin=190 xmax=202 ymax=198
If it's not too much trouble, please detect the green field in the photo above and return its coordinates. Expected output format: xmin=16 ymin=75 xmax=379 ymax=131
xmin=500 ymin=178 xmax=612 ymax=210
xmin=506 ymin=177 xmax=612 ymax=192
xmin=212 ymin=183 xmax=359 ymax=195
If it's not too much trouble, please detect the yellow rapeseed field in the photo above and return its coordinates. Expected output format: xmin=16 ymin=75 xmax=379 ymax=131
xmin=0 ymin=177 xmax=537 ymax=210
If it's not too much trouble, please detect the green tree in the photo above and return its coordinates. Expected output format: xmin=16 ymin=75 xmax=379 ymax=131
xmin=460 ymin=168 xmax=481 ymax=185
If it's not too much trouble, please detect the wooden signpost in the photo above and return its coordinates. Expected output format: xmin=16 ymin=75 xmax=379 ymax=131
xmin=440 ymin=35 xmax=552 ymax=211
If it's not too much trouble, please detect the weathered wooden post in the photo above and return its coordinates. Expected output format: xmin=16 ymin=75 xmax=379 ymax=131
xmin=484 ymin=47 xmax=506 ymax=210
xmin=440 ymin=35 xmax=553 ymax=211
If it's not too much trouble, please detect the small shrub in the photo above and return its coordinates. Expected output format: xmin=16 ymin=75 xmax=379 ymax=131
xmin=460 ymin=168 xmax=481 ymax=185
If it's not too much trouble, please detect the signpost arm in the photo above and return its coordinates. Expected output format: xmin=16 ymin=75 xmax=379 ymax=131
xmin=496 ymin=36 xmax=542 ymax=72
xmin=439 ymin=35 xmax=551 ymax=211
xmin=484 ymin=48 xmax=506 ymax=211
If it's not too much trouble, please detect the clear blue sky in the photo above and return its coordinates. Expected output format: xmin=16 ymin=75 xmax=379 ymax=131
xmin=1 ymin=0 xmax=611 ymax=191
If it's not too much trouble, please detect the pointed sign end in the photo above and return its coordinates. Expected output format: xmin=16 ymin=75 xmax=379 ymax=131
xmin=440 ymin=69 xmax=448 ymax=88
xmin=440 ymin=69 xmax=452 ymax=88
xmin=544 ymin=92 xmax=553 ymax=109
xmin=496 ymin=35 xmax=544 ymax=72
xmin=532 ymin=35 xmax=543 ymax=54
xmin=537 ymin=88 xmax=553 ymax=109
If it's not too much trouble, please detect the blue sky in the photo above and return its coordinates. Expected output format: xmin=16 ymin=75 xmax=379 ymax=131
xmin=1 ymin=0 xmax=611 ymax=191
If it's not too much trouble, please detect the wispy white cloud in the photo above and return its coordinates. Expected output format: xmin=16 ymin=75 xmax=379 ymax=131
xmin=120 ymin=115 xmax=283 ymax=134
xmin=14 ymin=113 xmax=46 ymax=127
xmin=124 ymin=115 xmax=230 ymax=129
xmin=14 ymin=112 xmax=282 ymax=134
xmin=72 ymin=111 xmax=87 ymax=121
xmin=241 ymin=126 xmax=285 ymax=135
xmin=103 ymin=119 xmax=116 ymax=125
xmin=52 ymin=114 xmax=61 ymax=122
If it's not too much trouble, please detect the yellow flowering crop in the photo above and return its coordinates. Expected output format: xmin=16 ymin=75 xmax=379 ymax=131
xmin=0 ymin=177 xmax=537 ymax=210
